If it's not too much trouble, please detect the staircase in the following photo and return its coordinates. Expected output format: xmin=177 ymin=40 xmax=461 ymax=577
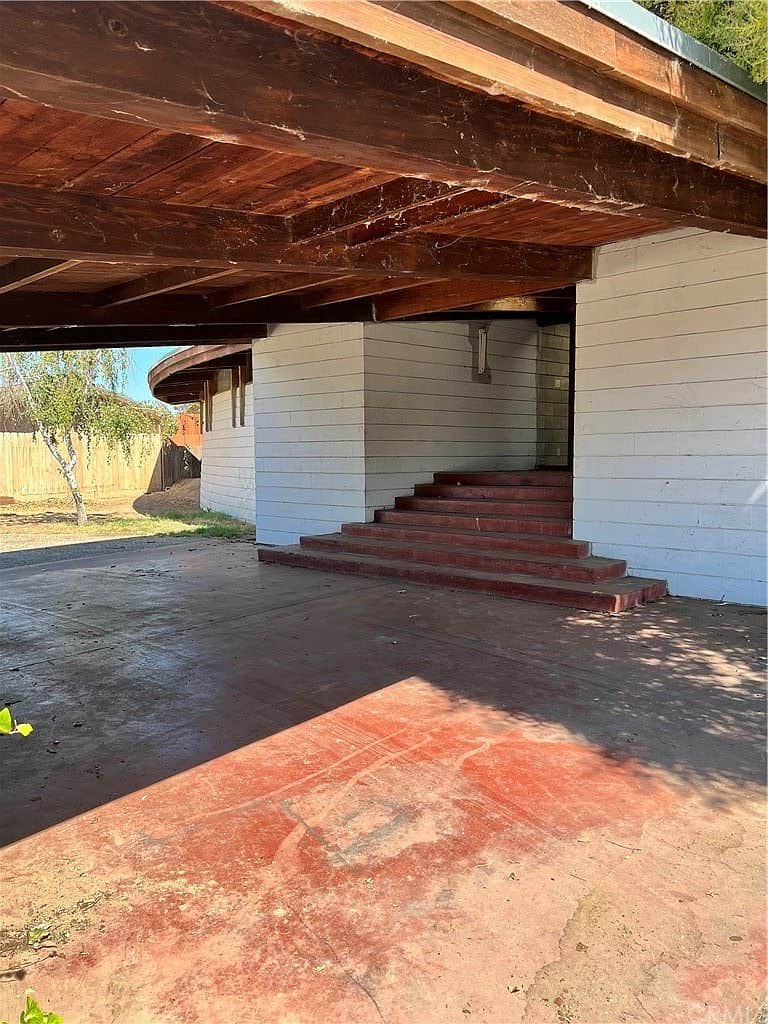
xmin=258 ymin=470 xmax=667 ymax=612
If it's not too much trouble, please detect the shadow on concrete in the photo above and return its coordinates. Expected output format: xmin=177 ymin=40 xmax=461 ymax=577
xmin=0 ymin=536 xmax=765 ymax=847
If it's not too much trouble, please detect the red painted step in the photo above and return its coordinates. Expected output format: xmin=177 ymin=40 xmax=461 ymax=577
xmin=375 ymin=509 xmax=573 ymax=537
xmin=415 ymin=483 xmax=572 ymax=501
xmin=434 ymin=470 xmax=572 ymax=487
xmin=341 ymin=522 xmax=590 ymax=558
xmin=301 ymin=533 xmax=626 ymax=582
xmin=258 ymin=546 xmax=667 ymax=613
xmin=257 ymin=467 xmax=667 ymax=612
xmin=395 ymin=496 xmax=572 ymax=518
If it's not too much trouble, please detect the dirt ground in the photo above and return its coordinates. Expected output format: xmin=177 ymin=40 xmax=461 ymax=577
xmin=0 ymin=539 xmax=765 ymax=1024
xmin=0 ymin=480 xmax=250 ymax=554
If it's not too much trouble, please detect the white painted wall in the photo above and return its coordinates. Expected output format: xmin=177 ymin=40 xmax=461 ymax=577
xmin=252 ymin=323 xmax=366 ymax=545
xmin=363 ymin=319 xmax=538 ymax=513
xmin=200 ymin=381 xmax=256 ymax=524
xmin=574 ymin=228 xmax=767 ymax=605
xmin=248 ymin=320 xmax=539 ymax=543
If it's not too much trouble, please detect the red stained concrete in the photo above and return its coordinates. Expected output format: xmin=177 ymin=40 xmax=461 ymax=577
xmin=0 ymin=537 xmax=765 ymax=1023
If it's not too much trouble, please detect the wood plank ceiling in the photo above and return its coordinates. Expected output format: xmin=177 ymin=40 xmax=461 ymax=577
xmin=0 ymin=0 xmax=764 ymax=351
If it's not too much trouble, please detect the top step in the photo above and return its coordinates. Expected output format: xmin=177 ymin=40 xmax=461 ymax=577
xmin=434 ymin=470 xmax=572 ymax=488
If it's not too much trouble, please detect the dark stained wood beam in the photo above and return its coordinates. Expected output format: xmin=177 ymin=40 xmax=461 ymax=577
xmin=301 ymin=276 xmax=415 ymax=309
xmin=245 ymin=0 xmax=764 ymax=180
xmin=94 ymin=267 xmax=242 ymax=307
xmin=289 ymin=180 xmax=456 ymax=240
xmin=0 ymin=184 xmax=594 ymax=282
xmin=0 ymin=291 xmax=377 ymax=328
xmin=452 ymin=0 xmax=765 ymax=135
xmin=212 ymin=273 xmax=348 ymax=307
xmin=0 ymin=325 xmax=267 ymax=351
xmin=0 ymin=258 xmax=80 ymax=295
xmin=0 ymin=3 xmax=762 ymax=234
xmin=373 ymin=278 xmax=577 ymax=320
xmin=339 ymin=189 xmax=511 ymax=247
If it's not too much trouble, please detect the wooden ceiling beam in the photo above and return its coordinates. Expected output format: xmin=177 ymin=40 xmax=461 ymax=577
xmin=0 ymin=184 xmax=593 ymax=283
xmin=94 ymin=267 xmax=242 ymax=307
xmin=373 ymin=278 xmax=577 ymax=320
xmin=289 ymin=180 xmax=457 ymax=240
xmin=0 ymin=325 xmax=266 ymax=351
xmin=0 ymin=258 xmax=81 ymax=295
xmin=301 ymin=276 xmax=416 ymax=309
xmin=243 ymin=0 xmax=764 ymax=180
xmin=0 ymin=291 xmax=379 ymax=328
xmin=0 ymin=3 xmax=762 ymax=234
xmin=451 ymin=0 xmax=765 ymax=135
xmin=212 ymin=273 xmax=348 ymax=307
xmin=337 ymin=189 xmax=511 ymax=247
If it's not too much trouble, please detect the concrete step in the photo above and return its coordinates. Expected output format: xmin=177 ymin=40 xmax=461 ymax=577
xmin=375 ymin=508 xmax=573 ymax=537
xmin=415 ymin=483 xmax=572 ymax=501
xmin=341 ymin=522 xmax=590 ymax=558
xmin=301 ymin=533 xmax=625 ymax=582
xmin=434 ymin=470 xmax=572 ymax=487
xmin=395 ymin=495 xmax=573 ymax=518
xmin=258 ymin=545 xmax=667 ymax=613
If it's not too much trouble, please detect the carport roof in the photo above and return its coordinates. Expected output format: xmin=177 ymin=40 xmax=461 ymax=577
xmin=0 ymin=0 xmax=764 ymax=352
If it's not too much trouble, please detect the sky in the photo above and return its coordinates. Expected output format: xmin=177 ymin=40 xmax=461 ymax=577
xmin=124 ymin=346 xmax=177 ymax=404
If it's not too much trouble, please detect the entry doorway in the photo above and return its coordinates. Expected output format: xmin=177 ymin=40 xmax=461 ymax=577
xmin=535 ymin=319 xmax=575 ymax=470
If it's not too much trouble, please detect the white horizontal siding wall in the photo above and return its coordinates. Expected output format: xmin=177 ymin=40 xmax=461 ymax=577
xmin=253 ymin=323 xmax=366 ymax=544
xmin=363 ymin=320 xmax=538 ymax=512
xmin=574 ymin=228 xmax=767 ymax=605
xmin=200 ymin=382 xmax=255 ymax=524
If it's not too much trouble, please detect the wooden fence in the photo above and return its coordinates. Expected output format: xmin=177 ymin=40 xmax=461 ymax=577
xmin=0 ymin=431 xmax=165 ymax=502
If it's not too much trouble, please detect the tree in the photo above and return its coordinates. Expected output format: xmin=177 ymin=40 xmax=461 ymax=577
xmin=2 ymin=349 xmax=174 ymax=526
xmin=640 ymin=0 xmax=767 ymax=83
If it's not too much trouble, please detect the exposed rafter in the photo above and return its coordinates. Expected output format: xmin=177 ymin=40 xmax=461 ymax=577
xmin=0 ymin=325 xmax=267 ymax=350
xmin=301 ymin=276 xmax=417 ymax=309
xmin=94 ymin=267 xmax=242 ymax=307
xmin=0 ymin=3 xmax=762 ymax=234
xmin=289 ymin=180 xmax=456 ymax=240
xmin=242 ymin=0 xmax=764 ymax=179
xmin=213 ymin=273 xmax=348 ymax=307
xmin=0 ymin=258 xmax=81 ymax=295
xmin=373 ymin=278 xmax=577 ymax=320
xmin=0 ymin=184 xmax=594 ymax=283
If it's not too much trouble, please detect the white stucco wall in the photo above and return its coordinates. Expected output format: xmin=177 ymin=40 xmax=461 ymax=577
xmin=252 ymin=323 xmax=366 ymax=545
xmin=574 ymin=228 xmax=767 ymax=605
xmin=199 ymin=381 xmax=256 ymax=524
xmin=363 ymin=319 xmax=538 ymax=513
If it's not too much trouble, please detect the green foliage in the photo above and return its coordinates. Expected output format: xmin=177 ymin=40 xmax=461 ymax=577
xmin=1 ymin=349 xmax=177 ymax=524
xmin=640 ymin=0 xmax=767 ymax=82
xmin=3 ymin=350 xmax=170 ymax=459
xmin=0 ymin=706 xmax=33 ymax=737
xmin=1 ymin=995 xmax=62 ymax=1024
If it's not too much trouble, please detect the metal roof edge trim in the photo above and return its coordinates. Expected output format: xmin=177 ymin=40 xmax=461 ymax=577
xmin=580 ymin=0 xmax=767 ymax=103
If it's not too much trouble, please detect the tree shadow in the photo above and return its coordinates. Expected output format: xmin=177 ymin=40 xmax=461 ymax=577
xmin=0 ymin=540 xmax=765 ymax=848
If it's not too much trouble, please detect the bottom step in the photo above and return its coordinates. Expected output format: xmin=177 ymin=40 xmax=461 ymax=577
xmin=258 ymin=545 xmax=667 ymax=613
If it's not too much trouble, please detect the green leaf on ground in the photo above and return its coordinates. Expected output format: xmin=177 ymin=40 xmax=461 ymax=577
xmin=20 ymin=995 xmax=63 ymax=1024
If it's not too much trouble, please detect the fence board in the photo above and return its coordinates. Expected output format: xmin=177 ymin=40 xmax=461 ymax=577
xmin=0 ymin=431 xmax=164 ymax=501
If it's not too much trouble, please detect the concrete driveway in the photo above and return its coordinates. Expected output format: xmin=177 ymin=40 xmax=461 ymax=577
xmin=0 ymin=537 xmax=765 ymax=1023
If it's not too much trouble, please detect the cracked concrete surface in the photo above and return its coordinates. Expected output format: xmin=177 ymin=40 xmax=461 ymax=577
xmin=0 ymin=536 xmax=765 ymax=1023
